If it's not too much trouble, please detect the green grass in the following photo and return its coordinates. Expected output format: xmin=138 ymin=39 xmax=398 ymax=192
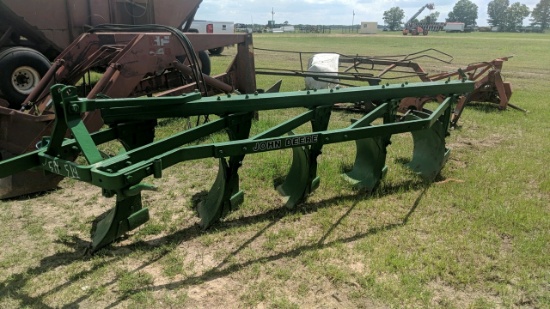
xmin=1 ymin=31 xmax=549 ymax=308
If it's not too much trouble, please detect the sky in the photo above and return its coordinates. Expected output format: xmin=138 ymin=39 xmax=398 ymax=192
xmin=194 ymin=0 xmax=540 ymax=27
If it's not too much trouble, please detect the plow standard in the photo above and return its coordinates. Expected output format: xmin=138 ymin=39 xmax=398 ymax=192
xmin=0 ymin=80 xmax=473 ymax=252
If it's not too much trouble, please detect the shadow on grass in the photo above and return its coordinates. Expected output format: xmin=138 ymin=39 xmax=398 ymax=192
xmin=1 ymin=177 xmax=432 ymax=308
xmin=465 ymin=101 xmax=503 ymax=114
xmin=102 ymin=182 xmax=432 ymax=308
xmin=1 ymin=187 xmax=60 ymax=201
xmin=0 ymin=236 xmax=114 ymax=308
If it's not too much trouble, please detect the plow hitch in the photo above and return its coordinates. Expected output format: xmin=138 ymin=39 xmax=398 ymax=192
xmin=0 ymin=80 xmax=473 ymax=253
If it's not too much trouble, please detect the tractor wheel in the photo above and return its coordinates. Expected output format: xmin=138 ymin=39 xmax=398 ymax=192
xmin=208 ymin=47 xmax=224 ymax=55
xmin=198 ymin=50 xmax=211 ymax=76
xmin=0 ymin=47 xmax=51 ymax=109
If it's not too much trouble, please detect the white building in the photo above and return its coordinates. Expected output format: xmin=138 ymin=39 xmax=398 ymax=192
xmin=359 ymin=22 xmax=378 ymax=34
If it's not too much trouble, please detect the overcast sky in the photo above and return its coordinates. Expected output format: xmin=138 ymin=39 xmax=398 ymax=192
xmin=195 ymin=0 xmax=540 ymax=27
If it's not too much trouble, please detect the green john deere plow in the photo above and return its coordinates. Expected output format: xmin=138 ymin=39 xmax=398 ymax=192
xmin=0 ymin=80 xmax=473 ymax=252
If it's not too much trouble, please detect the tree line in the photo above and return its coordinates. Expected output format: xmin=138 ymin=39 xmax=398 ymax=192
xmin=383 ymin=0 xmax=550 ymax=32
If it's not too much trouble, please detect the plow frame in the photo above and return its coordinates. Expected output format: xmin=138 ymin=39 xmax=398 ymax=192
xmin=0 ymin=79 xmax=474 ymax=252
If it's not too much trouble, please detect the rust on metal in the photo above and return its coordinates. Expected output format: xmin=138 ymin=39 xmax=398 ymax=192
xmin=0 ymin=0 xmax=203 ymax=59
xmin=398 ymin=57 xmax=514 ymax=126
xmin=0 ymin=28 xmax=256 ymax=198
xmin=255 ymin=48 xmax=517 ymax=126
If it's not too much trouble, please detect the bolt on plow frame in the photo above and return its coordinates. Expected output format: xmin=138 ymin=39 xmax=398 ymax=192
xmin=0 ymin=79 xmax=473 ymax=253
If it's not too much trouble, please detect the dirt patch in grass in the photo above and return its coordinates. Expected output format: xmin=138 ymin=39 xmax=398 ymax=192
xmin=448 ymin=133 xmax=506 ymax=151
xmin=429 ymin=279 xmax=503 ymax=307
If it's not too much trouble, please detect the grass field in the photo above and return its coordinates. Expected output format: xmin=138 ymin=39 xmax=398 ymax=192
xmin=1 ymin=31 xmax=549 ymax=308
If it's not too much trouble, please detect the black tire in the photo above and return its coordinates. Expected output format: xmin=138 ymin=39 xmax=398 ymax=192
xmin=208 ymin=47 xmax=224 ymax=55
xmin=0 ymin=47 xmax=51 ymax=109
xmin=198 ymin=50 xmax=211 ymax=76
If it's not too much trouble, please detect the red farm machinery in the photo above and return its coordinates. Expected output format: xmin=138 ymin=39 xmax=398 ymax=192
xmin=255 ymin=48 xmax=518 ymax=126
xmin=0 ymin=0 xmax=256 ymax=198
xmin=402 ymin=3 xmax=444 ymax=36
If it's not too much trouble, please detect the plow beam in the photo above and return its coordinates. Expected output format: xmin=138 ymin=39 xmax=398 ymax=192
xmin=0 ymin=81 xmax=473 ymax=252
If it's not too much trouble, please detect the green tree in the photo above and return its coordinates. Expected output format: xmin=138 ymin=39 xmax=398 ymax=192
xmin=488 ymin=0 xmax=510 ymax=30
xmin=531 ymin=0 xmax=550 ymax=31
xmin=447 ymin=0 xmax=479 ymax=26
xmin=505 ymin=2 xmax=530 ymax=31
xmin=383 ymin=7 xmax=405 ymax=30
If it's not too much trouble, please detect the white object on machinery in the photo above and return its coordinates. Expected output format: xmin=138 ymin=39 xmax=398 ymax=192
xmin=305 ymin=53 xmax=340 ymax=90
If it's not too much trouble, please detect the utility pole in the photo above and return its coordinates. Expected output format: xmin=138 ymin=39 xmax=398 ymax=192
xmin=271 ymin=7 xmax=275 ymax=29
xmin=352 ymin=10 xmax=355 ymax=33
